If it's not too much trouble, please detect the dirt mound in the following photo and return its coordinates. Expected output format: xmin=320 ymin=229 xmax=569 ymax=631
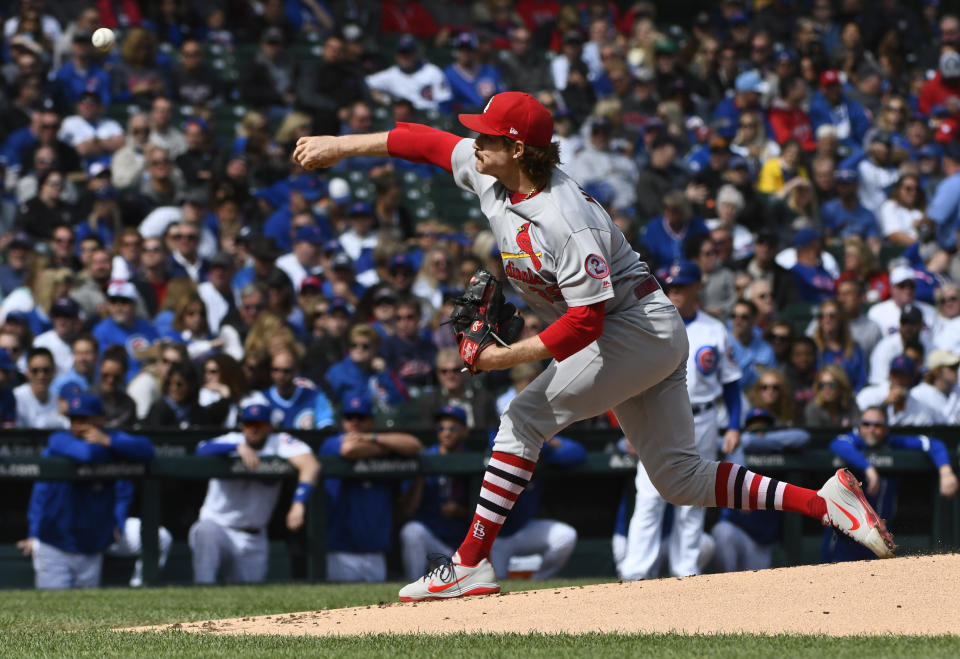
xmin=134 ymin=554 xmax=960 ymax=636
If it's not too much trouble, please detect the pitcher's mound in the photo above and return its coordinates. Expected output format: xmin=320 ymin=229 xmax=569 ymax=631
xmin=134 ymin=554 xmax=960 ymax=636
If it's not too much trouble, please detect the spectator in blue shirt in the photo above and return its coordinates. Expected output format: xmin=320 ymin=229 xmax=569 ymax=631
xmin=380 ymin=296 xmax=437 ymax=393
xmin=789 ymin=228 xmax=837 ymax=304
xmin=824 ymin=405 xmax=959 ymax=562
xmin=264 ymin=346 xmax=334 ymax=430
xmin=809 ymin=70 xmax=871 ymax=149
xmin=398 ymin=404 xmax=473 ymax=580
xmin=319 ymin=395 xmax=422 ymax=582
xmin=444 ymin=32 xmax=504 ymax=112
xmin=52 ymin=30 xmax=112 ymax=106
xmin=325 ymin=323 xmax=407 ymax=414
xmin=820 ymin=168 xmax=881 ymax=249
xmin=641 ymin=190 xmax=709 ymax=271
xmin=728 ymin=299 xmax=776 ymax=390
xmin=924 ymin=141 xmax=960 ymax=252
xmin=18 ymin=392 xmax=154 ymax=589
xmin=91 ymin=281 xmax=160 ymax=381
xmin=812 ymin=299 xmax=868 ymax=392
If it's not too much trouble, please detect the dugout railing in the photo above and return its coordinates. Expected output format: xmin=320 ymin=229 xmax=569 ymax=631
xmin=1 ymin=425 xmax=959 ymax=586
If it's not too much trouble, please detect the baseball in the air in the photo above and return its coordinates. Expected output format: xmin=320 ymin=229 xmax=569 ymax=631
xmin=91 ymin=27 xmax=116 ymax=51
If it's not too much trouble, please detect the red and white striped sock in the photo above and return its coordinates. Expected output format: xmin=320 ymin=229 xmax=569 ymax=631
xmin=715 ymin=462 xmax=827 ymax=519
xmin=455 ymin=451 xmax=536 ymax=567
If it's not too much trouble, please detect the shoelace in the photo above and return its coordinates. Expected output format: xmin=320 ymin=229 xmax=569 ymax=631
xmin=422 ymin=553 xmax=457 ymax=583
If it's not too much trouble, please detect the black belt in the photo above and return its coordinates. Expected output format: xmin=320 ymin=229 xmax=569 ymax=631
xmin=691 ymin=401 xmax=715 ymax=416
xmin=633 ymin=277 xmax=661 ymax=300
xmin=231 ymin=527 xmax=261 ymax=534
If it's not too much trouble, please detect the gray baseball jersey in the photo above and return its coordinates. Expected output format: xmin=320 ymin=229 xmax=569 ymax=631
xmin=450 ymin=139 xmax=651 ymax=321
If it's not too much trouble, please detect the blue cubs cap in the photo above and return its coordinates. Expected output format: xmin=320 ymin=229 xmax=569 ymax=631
xmin=241 ymin=402 xmax=272 ymax=423
xmin=435 ymin=404 xmax=467 ymax=425
xmin=58 ymin=382 xmax=84 ymax=400
xmin=791 ymin=228 xmax=821 ymax=248
xmin=348 ymin=201 xmax=373 ymax=216
xmin=389 ymin=253 xmax=415 ymax=271
xmin=396 ymin=34 xmax=417 ymax=53
xmin=50 ymin=297 xmax=80 ymax=318
xmin=66 ymin=392 xmax=104 ymax=417
xmin=890 ymin=354 xmax=917 ymax=375
xmin=745 ymin=407 xmax=775 ymax=425
xmin=342 ymin=395 xmax=374 ymax=417
xmin=455 ymin=32 xmax=477 ymax=49
xmin=835 ymin=168 xmax=858 ymax=183
xmin=918 ymin=144 xmax=940 ymax=159
xmin=323 ymin=239 xmax=343 ymax=255
xmin=728 ymin=11 xmax=749 ymax=26
xmin=294 ymin=225 xmax=324 ymax=244
xmin=663 ymin=260 xmax=702 ymax=286
xmin=0 ymin=348 xmax=16 ymax=372
xmin=327 ymin=296 xmax=351 ymax=314
xmin=728 ymin=155 xmax=750 ymax=170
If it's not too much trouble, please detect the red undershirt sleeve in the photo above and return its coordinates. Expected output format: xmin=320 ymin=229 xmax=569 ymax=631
xmin=537 ymin=301 xmax=606 ymax=362
xmin=386 ymin=122 xmax=462 ymax=173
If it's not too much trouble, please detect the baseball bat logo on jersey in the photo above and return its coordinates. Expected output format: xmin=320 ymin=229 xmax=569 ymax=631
xmin=584 ymin=254 xmax=609 ymax=279
xmin=695 ymin=346 xmax=719 ymax=375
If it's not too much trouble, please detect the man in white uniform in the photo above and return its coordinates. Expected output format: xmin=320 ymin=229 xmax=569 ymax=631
xmin=620 ymin=261 xmax=742 ymax=580
xmin=188 ymin=401 xmax=321 ymax=584
xmin=293 ymin=91 xmax=897 ymax=603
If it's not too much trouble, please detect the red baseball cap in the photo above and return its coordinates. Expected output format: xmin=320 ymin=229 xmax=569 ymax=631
xmin=936 ymin=119 xmax=957 ymax=143
xmin=458 ymin=92 xmax=554 ymax=147
xmin=819 ymin=70 xmax=841 ymax=87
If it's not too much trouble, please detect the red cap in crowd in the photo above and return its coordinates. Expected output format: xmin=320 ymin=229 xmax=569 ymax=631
xmin=819 ymin=70 xmax=841 ymax=87
xmin=936 ymin=119 xmax=957 ymax=143
xmin=459 ymin=92 xmax=554 ymax=147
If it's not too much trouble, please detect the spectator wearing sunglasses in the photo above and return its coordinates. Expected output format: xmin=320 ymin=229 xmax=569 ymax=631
xmin=823 ymin=405 xmax=957 ymax=563
xmin=804 ymin=365 xmax=860 ymax=428
xmin=727 ymin=299 xmax=776 ymax=390
xmin=15 ymin=347 xmax=67 ymax=429
xmin=418 ymin=348 xmax=497 ymax=430
xmin=380 ymin=297 xmax=437 ymax=393
xmin=263 ymin=346 xmax=334 ymax=430
xmin=325 ymin=324 xmax=407 ymax=415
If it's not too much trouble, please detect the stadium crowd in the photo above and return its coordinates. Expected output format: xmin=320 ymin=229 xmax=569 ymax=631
xmin=5 ymin=0 xmax=960 ymax=586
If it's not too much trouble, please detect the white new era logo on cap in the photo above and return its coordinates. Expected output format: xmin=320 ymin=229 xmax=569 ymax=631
xmin=509 ymin=127 xmax=518 ymax=135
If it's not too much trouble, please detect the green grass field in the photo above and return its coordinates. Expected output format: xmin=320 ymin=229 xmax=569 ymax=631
xmin=2 ymin=580 xmax=959 ymax=658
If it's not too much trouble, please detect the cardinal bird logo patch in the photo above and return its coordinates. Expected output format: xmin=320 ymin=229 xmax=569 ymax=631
xmin=510 ymin=222 xmax=542 ymax=270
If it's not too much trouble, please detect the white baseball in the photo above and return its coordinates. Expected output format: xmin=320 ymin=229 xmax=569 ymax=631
xmin=91 ymin=27 xmax=116 ymax=51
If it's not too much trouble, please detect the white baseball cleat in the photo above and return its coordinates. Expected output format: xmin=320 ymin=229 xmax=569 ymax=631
xmin=818 ymin=468 xmax=896 ymax=558
xmin=398 ymin=552 xmax=500 ymax=602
